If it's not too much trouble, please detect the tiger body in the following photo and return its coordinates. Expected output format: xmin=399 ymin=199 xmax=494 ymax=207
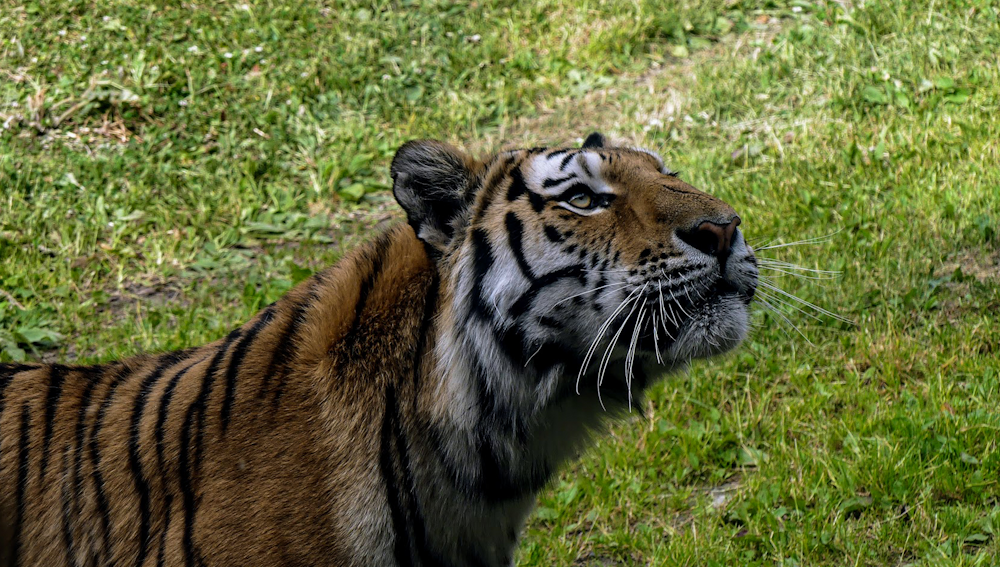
xmin=0 ymin=133 xmax=758 ymax=567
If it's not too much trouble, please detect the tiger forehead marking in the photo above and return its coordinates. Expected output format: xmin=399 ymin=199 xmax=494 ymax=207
xmin=1 ymin=133 xmax=756 ymax=567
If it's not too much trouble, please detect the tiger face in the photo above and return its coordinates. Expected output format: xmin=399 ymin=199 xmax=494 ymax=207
xmin=394 ymin=132 xmax=757 ymax=409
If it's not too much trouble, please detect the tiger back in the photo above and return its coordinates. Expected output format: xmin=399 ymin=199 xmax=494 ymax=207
xmin=0 ymin=133 xmax=757 ymax=567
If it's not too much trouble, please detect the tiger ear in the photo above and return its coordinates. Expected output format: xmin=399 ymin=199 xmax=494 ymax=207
xmin=391 ymin=140 xmax=479 ymax=254
xmin=581 ymin=132 xmax=607 ymax=149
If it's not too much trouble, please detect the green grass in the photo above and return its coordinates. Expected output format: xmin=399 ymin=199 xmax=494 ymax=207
xmin=3 ymin=0 xmax=1000 ymax=565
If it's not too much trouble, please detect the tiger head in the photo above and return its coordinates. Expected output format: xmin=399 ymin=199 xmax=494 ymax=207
xmin=392 ymin=133 xmax=757 ymax=406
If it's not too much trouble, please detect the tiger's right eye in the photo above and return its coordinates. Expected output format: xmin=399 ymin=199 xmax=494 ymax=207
xmin=567 ymin=193 xmax=594 ymax=209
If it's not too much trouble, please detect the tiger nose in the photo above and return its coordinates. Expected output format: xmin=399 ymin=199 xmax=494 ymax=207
xmin=677 ymin=217 xmax=741 ymax=261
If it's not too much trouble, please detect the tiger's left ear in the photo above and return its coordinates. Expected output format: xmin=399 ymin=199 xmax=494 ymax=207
xmin=582 ymin=132 xmax=607 ymax=149
xmin=391 ymin=140 xmax=480 ymax=254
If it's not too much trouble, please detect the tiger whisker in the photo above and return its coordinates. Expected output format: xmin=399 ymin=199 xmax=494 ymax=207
xmin=524 ymin=342 xmax=544 ymax=368
xmin=754 ymin=296 xmax=814 ymax=345
xmin=650 ymin=311 xmax=664 ymax=364
xmin=656 ymin=281 xmax=677 ymax=337
xmin=703 ymin=331 xmax=720 ymax=349
xmin=546 ymin=282 xmax=630 ymax=314
xmin=668 ymin=287 xmax=692 ymax=320
xmin=577 ymin=286 xmax=643 ymax=394
xmin=581 ymin=268 xmax=635 ymax=274
xmin=747 ymin=236 xmax=778 ymax=250
xmin=756 ymin=258 xmax=840 ymax=275
xmin=597 ymin=284 xmax=646 ymax=410
xmin=660 ymin=271 xmax=692 ymax=321
xmin=753 ymin=230 xmax=841 ymax=252
xmin=693 ymin=285 xmax=707 ymax=301
xmin=624 ymin=307 xmax=646 ymax=412
xmin=756 ymin=289 xmax=825 ymax=324
xmin=757 ymin=280 xmax=854 ymax=324
xmin=597 ymin=288 xmax=645 ymax=385
xmin=757 ymin=266 xmax=839 ymax=281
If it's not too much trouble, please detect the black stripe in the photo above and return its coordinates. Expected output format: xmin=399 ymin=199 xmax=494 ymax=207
xmin=594 ymin=273 xmax=607 ymax=291
xmin=537 ymin=316 xmax=562 ymax=329
xmin=425 ymin=424 xmax=475 ymax=496
xmin=496 ymin=321 xmax=530 ymax=369
xmin=559 ymin=152 xmax=576 ymax=171
xmin=471 ymin=357 xmax=524 ymax=441
xmin=660 ymin=182 xmax=696 ymax=195
xmin=12 ymin=403 xmax=31 ymax=566
xmin=474 ymin=371 xmax=550 ymax=500
xmin=475 ymin=435 xmax=550 ymax=503
xmin=426 ymin=414 xmax=545 ymax=504
xmin=578 ymin=155 xmax=592 ymax=177
xmin=542 ymin=174 xmax=576 ymax=188
xmin=320 ymin=234 xmax=392 ymax=400
xmin=507 ymin=264 xmax=586 ymax=320
xmin=156 ymin=494 xmax=173 ymax=567
xmin=60 ymin=447 xmax=82 ymax=567
xmin=264 ymin=299 xmax=312 ymax=407
xmin=406 ymin=276 xmax=451 ymax=566
xmin=525 ymin=341 xmax=574 ymax=377
xmin=155 ymin=357 xmax=203 ymax=475
xmin=505 ymin=167 xmax=528 ymax=201
xmin=480 ymin=163 xmax=507 ymax=205
xmin=178 ymin=409 xmax=201 ymax=567
xmin=505 ymin=212 xmax=535 ymax=282
xmin=129 ymin=352 xmax=188 ymax=567
xmin=346 ymin=234 xmax=391 ymax=345
xmin=542 ymin=225 xmax=564 ymax=243
xmin=39 ymin=364 xmax=68 ymax=480
xmin=0 ymin=363 xmax=41 ymax=375
xmin=177 ymin=331 xmax=241 ymax=567
xmin=391 ymin=388 xmax=446 ymax=567
xmin=194 ymin=331 xmax=241 ymax=471
xmin=221 ymin=307 xmax=275 ymax=433
xmin=71 ymin=364 xmax=106 ymax=555
xmin=467 ymin=229 xmax=495 ymax=322
xmin=527 ymin=188 xmax=546 ymax=213
xmin=259 ymin=295 xmax=312 ymax=400
xmin=89 ymin=363 xmax=134 ymax=558
xmin=380 ymin=384 xmax=414 ymax=567
xmin=546 ymin=148 xmax=569 ymax=159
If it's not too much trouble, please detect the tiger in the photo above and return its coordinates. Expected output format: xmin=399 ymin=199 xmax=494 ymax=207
xmin=0 ymin=132 xmax=757 ymax=567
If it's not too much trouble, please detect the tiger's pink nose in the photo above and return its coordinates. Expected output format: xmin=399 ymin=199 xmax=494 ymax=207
xmin=678 ymin=217 xmax=740 ymax=260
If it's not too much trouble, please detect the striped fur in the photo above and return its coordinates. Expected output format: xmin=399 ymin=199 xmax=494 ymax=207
xmin=0 ymin=134 xmax=757 ymax=567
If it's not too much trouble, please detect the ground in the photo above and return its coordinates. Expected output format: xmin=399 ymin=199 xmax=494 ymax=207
xmin=2 ymin=1 xmax=1000 ymax=565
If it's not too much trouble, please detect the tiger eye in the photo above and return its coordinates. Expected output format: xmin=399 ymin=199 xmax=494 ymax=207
xmin=568 ymin=193 xmax=593 ymax=209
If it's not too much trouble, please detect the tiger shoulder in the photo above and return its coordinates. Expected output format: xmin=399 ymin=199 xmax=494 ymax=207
xmin=0 ymin=133 xmax=758 ymax=567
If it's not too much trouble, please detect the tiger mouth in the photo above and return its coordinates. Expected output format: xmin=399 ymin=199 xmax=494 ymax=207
xmin=715 ymin=279 xmax=756 ymax=304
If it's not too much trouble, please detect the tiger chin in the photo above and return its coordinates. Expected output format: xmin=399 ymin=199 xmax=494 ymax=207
xmin=0 ymin=133 xmax=757 ymax=567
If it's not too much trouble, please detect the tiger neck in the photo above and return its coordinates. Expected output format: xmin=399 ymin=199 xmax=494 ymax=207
xmin=424 ymin=284 xmax=612 ymax=505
